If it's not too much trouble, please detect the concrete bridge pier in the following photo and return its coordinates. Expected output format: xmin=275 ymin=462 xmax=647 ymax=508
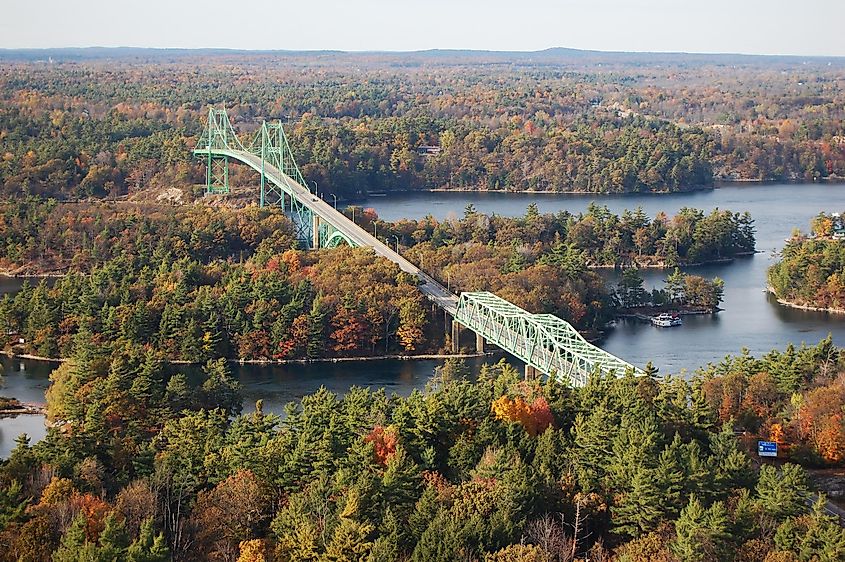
xmin=312 ymin=215 xmax=320 ymax=248
xmin=451 ymin=319 xmax=460 ymax=353
xmin=475 ymin=333 xmax=484 ymax=354
xmin=524 ymin=364 xmax=538 ymax=380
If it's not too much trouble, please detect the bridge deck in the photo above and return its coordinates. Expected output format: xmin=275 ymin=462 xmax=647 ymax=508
xmin=194 ymin=148 xmax=459 ymax=315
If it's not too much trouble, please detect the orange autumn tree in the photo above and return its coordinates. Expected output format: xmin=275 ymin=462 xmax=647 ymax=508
xmin=769 ymin=423 xmax=785 ymax=445
xmin=797 ymin=384 xmax=845 ymax=464
xmin=276 ymin=314 xmax=309 ymax=358
xmin=365 ymin=426 xmax=398 ymax=466
xmin=330 ymin=305 xmax=368 ymax=353
xmin=816 ymin=415 xmax=845 ymax=464
xmin=492 ymin=395 xmax=555 ymax=436
xmin=280 ymin=249 xmax=301 ymax=273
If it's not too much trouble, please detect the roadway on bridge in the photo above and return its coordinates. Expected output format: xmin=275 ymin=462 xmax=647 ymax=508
xmin=194 ymin=148 xmax=459 ymax=315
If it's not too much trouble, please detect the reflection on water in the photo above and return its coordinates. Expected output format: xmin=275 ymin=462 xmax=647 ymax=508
xmin=0 ymin=357 xmax=53 ymax=458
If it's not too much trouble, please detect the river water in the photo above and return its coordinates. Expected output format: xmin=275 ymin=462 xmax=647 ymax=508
xmin=2 ymin=182 xmax=844 ymax=457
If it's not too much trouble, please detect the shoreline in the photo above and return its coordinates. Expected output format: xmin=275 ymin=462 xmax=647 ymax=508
xmin=391 ymin=178 xmax=845 ymax=197
xmin=617 ymin=307 xmax=719 ymax=322
xmin=0 ymin=268 xmax=68 ymax=278
xmin=589 ymin=252 xmax=757 ymax=270
xmin=0 ymin=398 xmax=46 ymax=417
xmin=424 ymin=184 xmax=713 ymax=195
xmin=0 ymin=252 xmax=759 ymax=284
xmin=766 ymin=287 xmax=845 ymax=315
xmin=0 ymin=405 xmax=46 ymax=417
xmin=0 ymin=349 xmax=489 ymax=367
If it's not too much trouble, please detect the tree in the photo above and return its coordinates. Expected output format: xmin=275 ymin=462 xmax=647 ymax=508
xmin=612 ymin=467 xmax=663 ymax=538
xmin=0 ymin=480 xmax=29 ymax=528
xmin=617 ymin=268 xmax=649 ymax=308
xmin=306 ymin=296 xmax=327 ymax=359
xmin=664 ymin=268 xmax=686 ymax=305
xmin=189 ymin=470 xmax=271 ymax=561
xmin=200 ymin=358 xmax=242 ymax=416
xmin=126 ymin=519 xmax=170 ymax=562
xmin=397 ymin=296 xmax=427 ymax=353
xmin=756 ymin=464 xmax=809 ymax=521
xmin=671 ymin=496 xmax=728 ymax=562
xmin=52 ymin=513 xmax=94 ymax=562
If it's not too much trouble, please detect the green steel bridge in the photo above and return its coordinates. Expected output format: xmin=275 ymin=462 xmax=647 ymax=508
xmin=193 ymin=108 xmax=641 ymax=385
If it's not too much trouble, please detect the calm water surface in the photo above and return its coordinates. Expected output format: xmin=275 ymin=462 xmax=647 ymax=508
xmin=3 ymin=182 xmax=845 ymax=456
xmin=370 ymin=183 xmax=845 ymax=372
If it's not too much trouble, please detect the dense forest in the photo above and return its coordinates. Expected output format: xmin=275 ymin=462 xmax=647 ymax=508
xmin=383 ymin=203 xmax=755 ymax=268
xmin=2 ymin=339 xmax=845 ymax=561
xmin=768 ymin=213 xmax=845 ymax=311
xmin=1 ymin=50 xmax=844 ymax=203
xmin=0 ymin=198 xmax=435 ymax=361
xmin=699 ymin=336 xmax=845 ymax=466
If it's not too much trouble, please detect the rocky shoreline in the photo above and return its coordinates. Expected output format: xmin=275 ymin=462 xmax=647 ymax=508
xmin=767 ymin=287 xmax=845 ymax=315
xmin=1 ymin=348 xmax=488 ymax=367
xmin=0 ymin=397 xmax=46 ymax=417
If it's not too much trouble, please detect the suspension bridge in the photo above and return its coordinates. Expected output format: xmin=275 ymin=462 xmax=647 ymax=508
xmin=193 ymin=108 xmax=641 ymax=385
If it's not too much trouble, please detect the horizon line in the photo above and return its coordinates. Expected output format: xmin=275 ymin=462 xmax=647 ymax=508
xmin=1 ymin=45 xmax=844 ymax=60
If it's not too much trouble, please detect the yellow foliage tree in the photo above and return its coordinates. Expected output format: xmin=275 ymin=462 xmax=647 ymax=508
xmin=237 ymin=539 xmax=267 ymax=562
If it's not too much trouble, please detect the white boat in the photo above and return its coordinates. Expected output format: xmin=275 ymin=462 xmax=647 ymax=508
xmin=651 ymin=313 xmax=683 ymax=327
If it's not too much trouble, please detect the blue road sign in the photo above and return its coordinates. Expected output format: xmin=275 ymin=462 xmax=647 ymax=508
xmin=758 ymin=441 xmax=778 ymax=457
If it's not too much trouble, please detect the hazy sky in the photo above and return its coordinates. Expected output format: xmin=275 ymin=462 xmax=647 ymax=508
xmin=3 ymin=0 xmax=844 ymax=56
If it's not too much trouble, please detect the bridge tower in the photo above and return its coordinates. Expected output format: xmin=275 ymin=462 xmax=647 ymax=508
xmin=199 ymin=109 xmax=239 ymax=195
xmin=195 ymin=108 xmax=325 ymax=247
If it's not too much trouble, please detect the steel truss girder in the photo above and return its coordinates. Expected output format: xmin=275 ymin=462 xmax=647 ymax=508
xmin=454 ymin=291 xmax=641 ymax=386
xmin=321 ymin=223 xmax=354 ymax=248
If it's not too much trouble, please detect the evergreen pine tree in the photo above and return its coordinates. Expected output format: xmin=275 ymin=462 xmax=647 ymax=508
xmin=126 ymin=518 xmax=170 ymax=562
xmin=381 ymin=447 xmax=422 ymax=518
xmin=52 ymin=513 xmax=95 ymax=562
xmin=0 ymin=480 xmax=28 ymax=528
xmin=709 ymin=424 xmax=754 ymax=495
xmin=756 ymin=464 xmax=809 ymax=520
xmin=179 ymin=317 xmax=203 ymax=361
xmin=97 ymin=513 xmax=130 ymax=559
xmin=612 ymin=466 xmax=663 ymax=538
xmin=572 ymin=404 xmax=615 ymax=490
xmin=306 ymin=296 xmax=327 ymax=359
xmin=671 ymin=496 xmax=709 ymax=562
xmin=200 ymin=358 xmax=242 ymax=416
xmin=654 ymin=435 xmax=685 ymax=519
xmin=165 ymin=373 xmax=192 ymax=412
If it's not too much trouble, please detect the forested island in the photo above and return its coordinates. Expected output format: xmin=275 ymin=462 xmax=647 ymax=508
xmin=2 ymin=338 xmax=845 ymax=560
xmin=768 ymin=212 xmax=845 ymax=312
xmin=1 ymin=49 xmax=844 ymax=202
xmin=0 ymin=198 xmax=749 ymax=361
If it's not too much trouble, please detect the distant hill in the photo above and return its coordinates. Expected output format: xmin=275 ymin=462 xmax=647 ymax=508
xmin=1 ymin=46 xmax=843 ymax=68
